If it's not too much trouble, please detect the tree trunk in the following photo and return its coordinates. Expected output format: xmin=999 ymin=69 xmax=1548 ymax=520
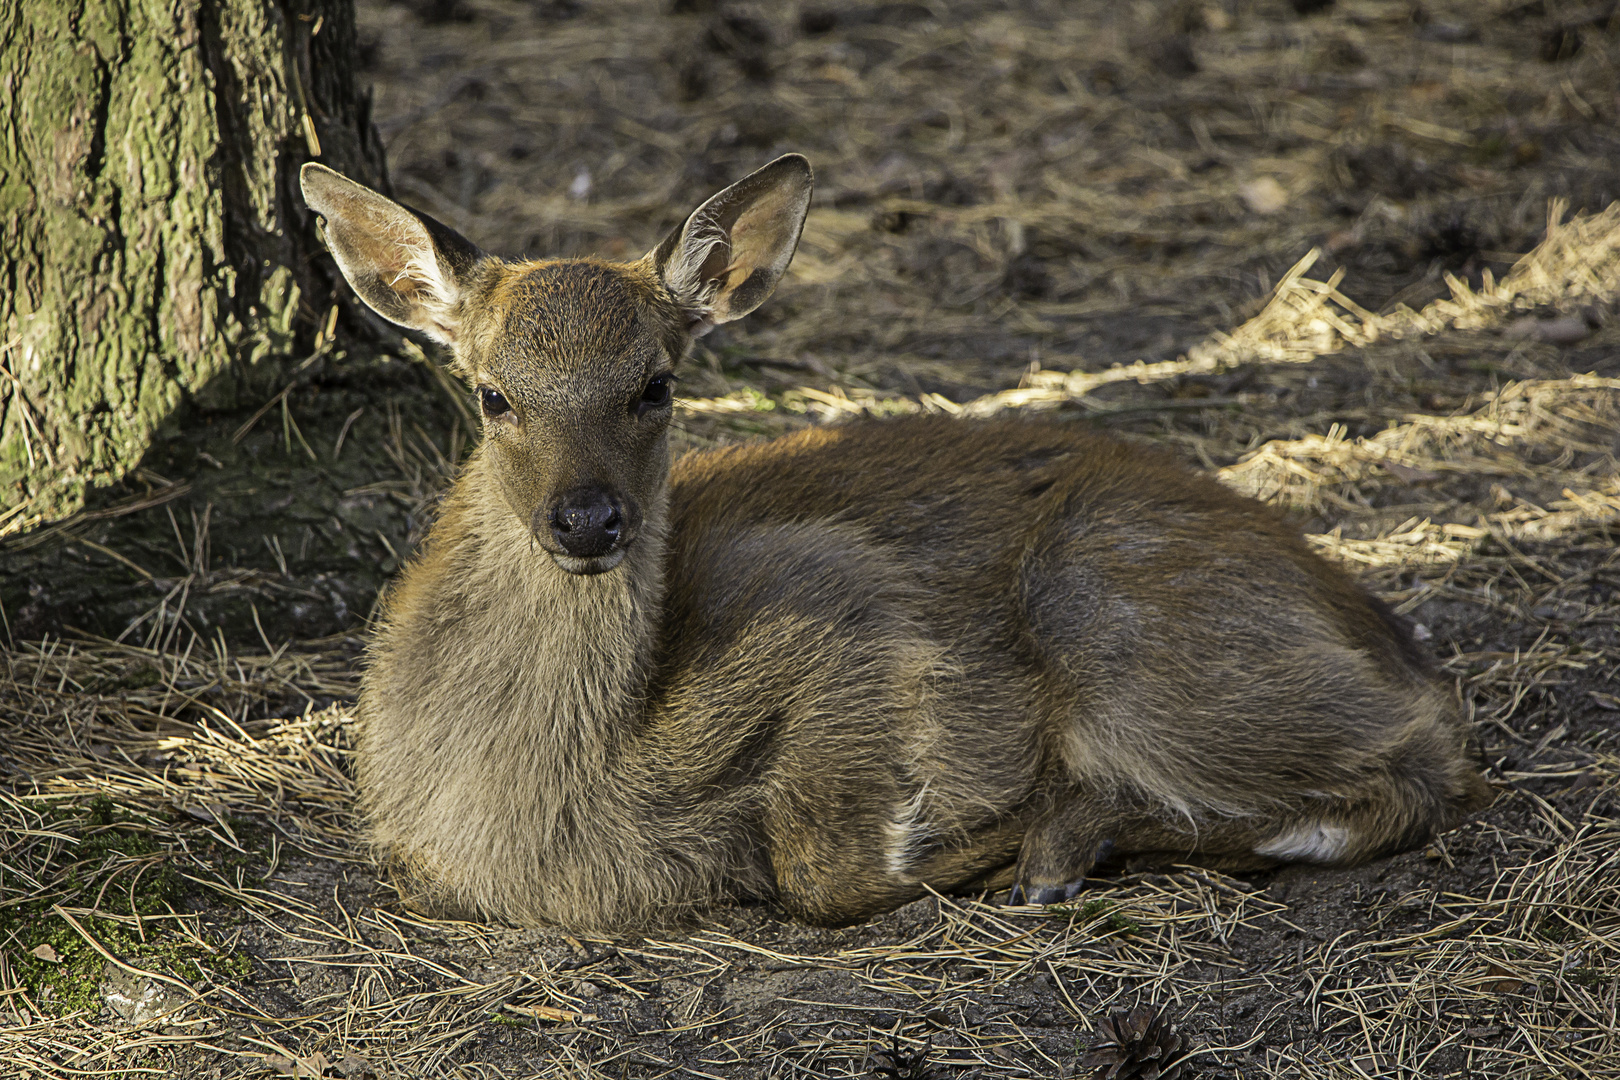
xmin=0 ymin=0 xmax=386 ymax=531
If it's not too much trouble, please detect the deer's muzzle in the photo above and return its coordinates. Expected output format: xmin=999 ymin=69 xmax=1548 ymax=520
xmin=537 ymin=487 xmax=633 ymax=574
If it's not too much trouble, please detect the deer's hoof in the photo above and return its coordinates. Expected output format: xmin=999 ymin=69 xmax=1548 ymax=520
xmin=1009 ymin=879 xmax=1088 ymax=906
xmin=1008 ymin=838 xmax=1115 ymax=906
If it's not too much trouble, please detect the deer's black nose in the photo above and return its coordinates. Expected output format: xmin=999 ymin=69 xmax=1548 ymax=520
xmin=547 ymin=490 xmax=623 ymax=558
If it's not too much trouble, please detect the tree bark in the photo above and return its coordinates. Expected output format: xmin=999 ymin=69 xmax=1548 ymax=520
xmin=0 ymin=0 xmax=386 ymax=531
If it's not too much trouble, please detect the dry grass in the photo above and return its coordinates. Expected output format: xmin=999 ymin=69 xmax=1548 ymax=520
xmin=1 ymin=636 xmax=1615 ymax=1078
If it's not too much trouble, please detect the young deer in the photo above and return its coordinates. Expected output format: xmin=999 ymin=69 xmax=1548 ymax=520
xmin=301 ymin=155 xmax=1493 ymax=933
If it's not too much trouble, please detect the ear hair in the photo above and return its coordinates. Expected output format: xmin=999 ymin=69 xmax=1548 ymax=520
xmin=300 ymin=163 xmax=487 ymax=345
xmin=650 ymin=154 xmax=814 ymax=336
xmin=658 ymin=216 xmax=731 ymax=320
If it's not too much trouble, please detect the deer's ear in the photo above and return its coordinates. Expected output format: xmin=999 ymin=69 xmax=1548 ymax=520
xmin=300 ymin=163 xmax=487 ymax=345
xmin=649 ymin=154 xmax=813 ymax=337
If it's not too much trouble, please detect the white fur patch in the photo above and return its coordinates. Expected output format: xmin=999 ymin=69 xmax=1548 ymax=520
xmin=883 ymin=783 xmax=932 ymax=877
xmin=1256 ymin=822 xmax=1351 ymax=863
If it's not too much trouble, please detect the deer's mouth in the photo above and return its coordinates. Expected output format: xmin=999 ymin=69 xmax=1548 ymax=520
xmin=551 ymin=549 xmax=628 ymax=575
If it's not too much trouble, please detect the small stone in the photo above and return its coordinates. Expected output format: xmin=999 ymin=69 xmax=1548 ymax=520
xmin=1502 ymin=315 xmax=1590 ymax=345
xmin=569 ymin=167 xmax=592 ymax=200
xmin=102 ymin=965 xmax=179 ymax=1024
xmin=1241 ymin=176 xmax=1288 ymax=214
xmin=336 ymin=1054 xmax=376 ymax=1079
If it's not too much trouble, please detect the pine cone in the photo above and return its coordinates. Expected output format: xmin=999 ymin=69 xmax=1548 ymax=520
xmin=868 ymin=1034 xmax=941 ymax=1080
xmin=1080 ymin=1004 xmax=1190 ymax=1080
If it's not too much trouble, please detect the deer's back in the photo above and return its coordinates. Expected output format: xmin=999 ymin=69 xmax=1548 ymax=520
xmin=664 ymin=415 xmax=1415 ymax=671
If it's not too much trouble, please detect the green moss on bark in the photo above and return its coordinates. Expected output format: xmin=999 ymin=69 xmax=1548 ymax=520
xmin=0 ymin=0 xmax=385 ymax=530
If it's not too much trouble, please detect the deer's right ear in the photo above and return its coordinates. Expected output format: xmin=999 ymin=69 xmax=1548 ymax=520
xmin=300 ymin=163 xmax=486 ymax=345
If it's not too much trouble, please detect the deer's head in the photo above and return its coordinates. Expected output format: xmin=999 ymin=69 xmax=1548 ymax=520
xmin=301 ymin=156 xmax=812 ymax=574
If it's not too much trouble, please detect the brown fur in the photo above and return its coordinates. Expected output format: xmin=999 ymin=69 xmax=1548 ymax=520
xmin=300 ymin=156 xmax=1495 ymax=933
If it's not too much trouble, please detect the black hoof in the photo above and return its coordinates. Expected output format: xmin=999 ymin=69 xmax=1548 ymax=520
xmin=1008 ymin=877 xmax=1088 ymax=906
xmin=1009 ymin=839 xmax=1116 ymax=906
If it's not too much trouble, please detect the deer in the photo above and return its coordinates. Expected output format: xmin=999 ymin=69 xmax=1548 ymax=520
xmin=299 ymin=154 xmax=1494 ymax=934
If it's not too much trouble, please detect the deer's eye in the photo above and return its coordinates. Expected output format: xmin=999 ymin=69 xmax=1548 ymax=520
xmin=479 ymin=387 xmax=511 ymax=418
xmin=635 ymin=375 xmax=675 ymax=417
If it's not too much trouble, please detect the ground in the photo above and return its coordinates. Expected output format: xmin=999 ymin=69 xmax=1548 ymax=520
xmin=2 ymin=1 xmax=1618 ymax=1077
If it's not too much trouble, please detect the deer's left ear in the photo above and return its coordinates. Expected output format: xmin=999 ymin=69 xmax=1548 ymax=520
xmin=648 ymin=154 xmax=813 ymax=336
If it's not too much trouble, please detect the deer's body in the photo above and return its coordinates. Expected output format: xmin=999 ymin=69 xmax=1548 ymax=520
xmin=304 ymin=156 xmax=1493 ymax=933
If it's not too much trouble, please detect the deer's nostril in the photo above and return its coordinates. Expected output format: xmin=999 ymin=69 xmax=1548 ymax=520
xmin=546 ymin=490 xmax=625 ymax=558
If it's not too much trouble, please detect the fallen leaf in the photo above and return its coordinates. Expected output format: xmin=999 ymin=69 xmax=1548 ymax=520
xmin=1481 ymin=960 xmax=1524 ymax=994
xmin=1353 ymin=1052 xmax=1393 ymax=1078
xmin=30 ymin=943 xmax=60 ymax=963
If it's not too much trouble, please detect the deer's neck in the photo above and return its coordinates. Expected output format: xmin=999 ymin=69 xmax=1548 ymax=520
xmin=464 ymin=475 xmax=668 ymax=772
xmin=360 ymin=454 xmax=683 ymax=926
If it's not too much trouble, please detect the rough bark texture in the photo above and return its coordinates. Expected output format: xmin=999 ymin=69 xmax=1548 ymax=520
xmin=0 ymin=0 xmax=386 ymax=529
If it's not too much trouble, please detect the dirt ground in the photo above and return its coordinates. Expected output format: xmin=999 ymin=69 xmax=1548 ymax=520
xmin=2 ymin=0 xmax=1619 ymax=1077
